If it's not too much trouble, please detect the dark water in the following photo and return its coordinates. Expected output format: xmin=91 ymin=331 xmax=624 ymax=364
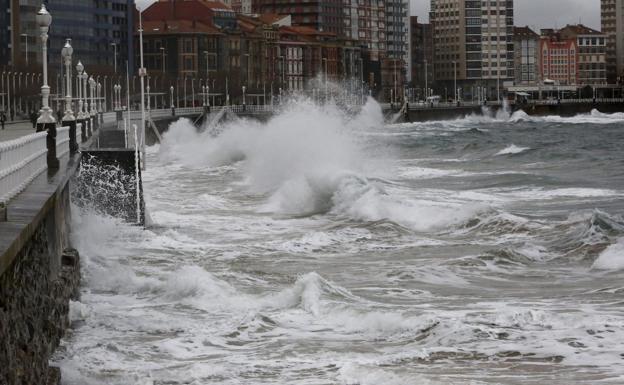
xmin=54 ymin=102 xmax=624 ymax=384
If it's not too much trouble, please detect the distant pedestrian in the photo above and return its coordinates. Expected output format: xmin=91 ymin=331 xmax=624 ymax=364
xmin=0 ymin=112 xmax=5 ymax=130
xmin=30 ymin=111 xmax=38 ymax=129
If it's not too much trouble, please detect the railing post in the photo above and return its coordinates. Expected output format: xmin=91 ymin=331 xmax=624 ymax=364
xmin=78 ymin=120 xmax=86 ymax=142
xmin=63 ymin=119 xmax=78 ymax=154
xmin=37 ymin=123 xmax=59 ymax=170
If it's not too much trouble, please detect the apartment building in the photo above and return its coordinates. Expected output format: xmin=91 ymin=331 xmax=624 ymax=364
xmin=560 ymin=24 xmax=607 ymax=85
xmin=513 ymin=26 xmax=539 ymax=85
xmin=539 ymin=29 xmax=578 ymax=85
xmin=430 ymin=0 xmax=514 ymax=98
xmin=601 ymin=0 xmax=623 ymax=82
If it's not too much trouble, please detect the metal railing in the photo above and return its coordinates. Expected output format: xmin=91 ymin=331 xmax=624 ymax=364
xmin=0 ymin=131 xmax=48 ymax=204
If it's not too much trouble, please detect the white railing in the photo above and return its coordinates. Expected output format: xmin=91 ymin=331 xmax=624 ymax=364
xmin=0 ymin=131 xmax=48 ymax=204
xmin=77 ymin=123 xmax=83 ymax=143
xmin=56 ymin=126 xmax=70 ymax=159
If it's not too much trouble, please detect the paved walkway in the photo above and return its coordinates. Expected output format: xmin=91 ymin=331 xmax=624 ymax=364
xmin=0 ymin=121 xmax=37 ymax=142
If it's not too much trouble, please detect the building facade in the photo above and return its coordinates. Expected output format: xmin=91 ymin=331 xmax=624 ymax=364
xmin=252 ymin=0 xmax=344 ymax=36
xmin=140 ymin=0 xmax=366 ymax=102
xmin=560 ymin=24 xmax=607 ymax=85
xmin=430 ymin=0 xmax=514 ymax=99
xmin=386 ymin=0 xmax=410 ymax=82
xmin=5 ymin=0 xmax=134 ymax=74
xmin=409 ymin=16 xmax=433 ymax=98
xmin=343 ymin=0 xmax=386 ymax=62
xmin=0 ymin=0 xmax=12 ymax=67
xmin=601 ymin=0 xmax=624 ymax=83
xmin=513 ymin=26 xmax=539 ymax=85
xmin=539 ymin=29 xmax=578 ymax=85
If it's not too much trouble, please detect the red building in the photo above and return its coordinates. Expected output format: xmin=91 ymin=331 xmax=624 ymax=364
xmin=540 ymin=30 xmax=578 ymax=85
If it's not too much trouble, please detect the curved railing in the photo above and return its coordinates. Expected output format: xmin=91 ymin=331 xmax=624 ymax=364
xmin=0 ymin=132 xmax=48 ymax=204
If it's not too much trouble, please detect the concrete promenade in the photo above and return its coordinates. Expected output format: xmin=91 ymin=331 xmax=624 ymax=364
xmin=0 ymin=121 xmax=37 ymax=142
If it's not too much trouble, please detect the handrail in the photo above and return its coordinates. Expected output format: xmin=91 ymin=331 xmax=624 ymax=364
xmin=0 ymin=131 xmax=48 ymax=204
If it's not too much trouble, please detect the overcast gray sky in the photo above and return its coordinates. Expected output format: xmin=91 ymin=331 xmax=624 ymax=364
xmin=137 ymin=0 xmax=601 ymax=31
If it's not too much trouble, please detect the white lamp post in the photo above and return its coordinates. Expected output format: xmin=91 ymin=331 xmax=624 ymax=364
xmin=76 ymin=61 xmax=84 ymax=121
xmin=89 ymin=76 xmax=96 ymax=117
xmin=97 ymin=82 xmax=102 ymax=114
xmin=82 ymin=70 xmax=88 ymax=119
xmin=242 ymin=85 xmax=246 ymax=109
xmin=35 ymin=4 xmax=56 ymax=131
xmin=146 ymin=85 xmax=151 ymax=111
xmin=61 ymin=39 xmax=74 ymax=122
xmin=111 ymin=42 xmax=118 ymax=74
xmin=61 ymin=39 xmax=78 ymax=153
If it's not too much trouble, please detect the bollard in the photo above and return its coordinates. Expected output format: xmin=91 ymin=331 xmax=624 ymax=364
xmin=63 ymin=119 xmax=78 ymax=154
xmin=0 ymin=202 xmax=6 ymax=222
xmin=36 ymin=122 xmax=59 ymax=170
xmin=78 ymin=120 xmax=86 ymax=142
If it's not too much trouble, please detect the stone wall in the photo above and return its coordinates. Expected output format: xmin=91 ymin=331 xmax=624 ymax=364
xmin=0 ymin=186 xmax=81 ymax=385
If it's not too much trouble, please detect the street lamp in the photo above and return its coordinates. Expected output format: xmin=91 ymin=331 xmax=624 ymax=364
xmin=97 ymin=82 xmax=102 ymax=114
xmin=242 ymin=85 xmax=246 ymax=110
xmin=146 ymin=85 xmax=151 ymax=111
xmin=160 ymin=47 xmax=166 ymax=73
xmin=35 ymin=5 xmax=56 ymax=132
xmin=114 ymin=84 xmax=120 ymax=110
xmin=76 ymin=61 xmax=84 ymax=122
xmin=82 ymin=70 xmax=89 ymax=125
xmin=170 ymin=85 xmax=174 ymax=109
xmin=21 ymin=34 xmax=29 ymax=67
xmin=89 ymin=76 xmax=96 ymax=117
xmin=111 ymin=42 xmax=118 ymax=74
xmin=61 ymin=38 xmax=78 ymax=154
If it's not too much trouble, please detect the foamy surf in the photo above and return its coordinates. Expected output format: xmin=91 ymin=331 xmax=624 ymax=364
xmin=55 ymin=94 xmax=624 ymax=384
xmin=495 ymin=144 xmax=530 ymax=156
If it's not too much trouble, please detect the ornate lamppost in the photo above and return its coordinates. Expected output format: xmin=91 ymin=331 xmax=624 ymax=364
xmin=88 ymin=76 xmax=96 ymax=130
xmin=97 ymin=82 xmax=103 ymax=124
xmin=82 ymin=69 xmax=90 ymax=137
xmin=242 ymin=85 xmax=246 ymax=111
xmin=35 ymin=4 xmax=58 ymax=169
xmin=170 ymin=85 xmax=175 ymax=116
xmin=61 ymin=38 xmax=78 ymax=154
xmin=76 ymin=61 xmax=86 ymax=141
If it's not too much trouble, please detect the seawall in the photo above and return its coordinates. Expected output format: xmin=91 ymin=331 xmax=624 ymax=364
xmin=0 ymin=149 xmax=82 ymax=384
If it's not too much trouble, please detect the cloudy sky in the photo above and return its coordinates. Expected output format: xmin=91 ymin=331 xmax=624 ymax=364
xmin=137 ymin=0 xmax=601 ymax=31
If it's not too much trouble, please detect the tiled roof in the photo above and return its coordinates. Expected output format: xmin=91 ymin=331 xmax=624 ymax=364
xmin=141 ymin=19 xmax=223 ymax=35
xmin=143 ymin=0 xmax=232 ymax=22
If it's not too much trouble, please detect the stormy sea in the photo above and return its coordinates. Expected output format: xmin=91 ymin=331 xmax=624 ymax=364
xmin=54 ymin=98 xmax=624 ymax=384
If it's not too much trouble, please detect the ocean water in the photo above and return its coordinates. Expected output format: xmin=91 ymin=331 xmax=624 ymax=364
xmin=54 ymin=99 xmax=624 ymax=384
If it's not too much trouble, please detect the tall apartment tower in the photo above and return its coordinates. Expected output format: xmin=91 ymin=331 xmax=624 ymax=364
xmin=5 ymin=0 xmax=135 ymax=73
xmin=0 ymin=0 xmax=12 ymax=67
xmin=343 ymin=0 xmax=386 ymax=62
xmin=386 ymin=0 xmax=411 ymax=81
xmin=601 ymin=0 xmax=624 ymax=83
xmin=430 ymin=0 xmax=513 ymax=98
